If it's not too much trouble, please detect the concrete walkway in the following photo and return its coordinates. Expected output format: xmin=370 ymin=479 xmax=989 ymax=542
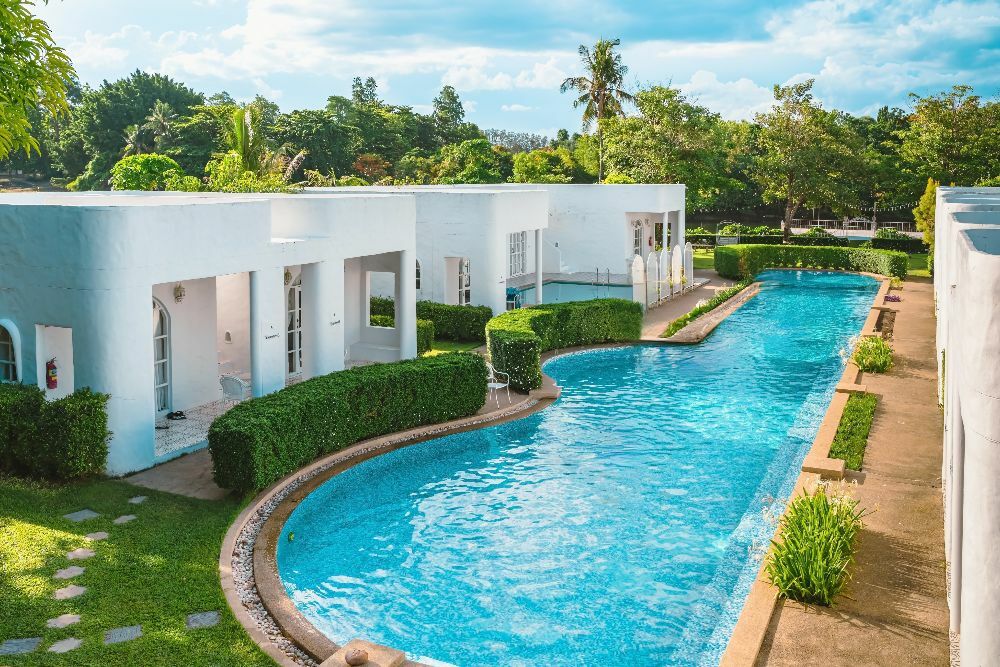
xmin=757 ymin=278 xmax=949 ymax=666
xmin=640 ymin=269 xmax=735 ymax=340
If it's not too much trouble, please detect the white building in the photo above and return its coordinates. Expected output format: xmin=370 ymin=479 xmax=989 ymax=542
xmin=935 ymin=187 xmax=1000 ymax=665
xmin=326 ymin=183 xmax=687 ymax=309
xmin=0 ymin=191 xmax=419 ymax=475
xmin=316 ymin=186 xmax=548 ymax=315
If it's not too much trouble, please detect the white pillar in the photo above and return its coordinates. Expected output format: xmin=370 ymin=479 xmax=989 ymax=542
xmin=301 ymin=260 xmax=344 ymax=379
xmin=398 ymin=249 xmax=418 ymax=359
xmin=534 ymin=228 xmax=544 ymax=305
xmin=249 ymin=267 xmax=285 ymax=397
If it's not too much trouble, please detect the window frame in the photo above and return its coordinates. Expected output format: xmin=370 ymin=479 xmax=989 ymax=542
xmin=0 ymin=323 xmax=17 ymax=383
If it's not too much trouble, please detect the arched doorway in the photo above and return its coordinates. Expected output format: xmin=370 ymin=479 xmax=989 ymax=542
xmin=152 ymin=299 xmax=171 ymax=415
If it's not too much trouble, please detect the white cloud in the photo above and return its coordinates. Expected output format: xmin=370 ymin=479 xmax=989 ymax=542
xmin=514 ymin=58 xmax=568 ymax=88
xmin=501 ymin=103 xmax=533 ymax=112
xmin=252 ymin=77 xmax=283 ymax=101
xmin=442 ymin=66 xmax=513 ymax=90
xmin=677 ymin=71 xmax=774 ymax=120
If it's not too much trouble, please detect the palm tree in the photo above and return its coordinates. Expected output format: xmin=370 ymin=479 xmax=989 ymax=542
xmin=121 ymin=124 xmax=146 ymax=156
xmin=221 ymin=103 xmax=270 ymax=174
xmin=560 ymin=38 xmax=634 ymax=182
xmin=142 ymin=100 xmax=177 ymax=150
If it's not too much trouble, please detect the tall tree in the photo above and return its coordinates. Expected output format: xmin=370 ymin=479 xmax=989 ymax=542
xmin=0 ymin=0 xmax=75 ymax=160
xmin=142 ymin=100 xmax=178 ymax=151
xmin=752 ymin=80 xmax=864 ymax=239
xmin=560 ymin=38 xmax=634 ymax=182
xmin=900 ymin=85 xmax=1000 ymax=186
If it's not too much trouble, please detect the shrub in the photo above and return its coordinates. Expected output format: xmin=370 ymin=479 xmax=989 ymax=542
xmin=852 ymin=336 xmax=893 ymax=373
xmin=714 ymin=244 xmax=907 ymax=280
xmin=486 ymin=299 xmax=643 ymax=391
xmin=870 ymin=237 xmax=928 ymax=253
xmin=370 ymin=297 xmax=492 ymax=342
xmin=209 ymin=353 xmax=487 ymax=493
xmin=828 ymin=393 xmax=878 ymax=470
xmin=661 ymin=279 xmax=753 ymax=338
xmin=718 ymin=222 xmax=776 ymax=236
xmin=109 ymin=153 xmax=185 ymax=191
xmin=0 ymin=384 xmax=110 ymax=480
xmin=765 ymin=487 xmax=866 ymax=606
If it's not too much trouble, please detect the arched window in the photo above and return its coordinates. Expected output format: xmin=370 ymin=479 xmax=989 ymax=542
xmin=287 ymin=277 xmax=302 ymax=375
xmin=152 ymin=299 xmax=171 ymax=414
xmin=0 ymin=324 xmax=17 ymax=382
xmin=415 ymin=259 xmax=422 ymax=291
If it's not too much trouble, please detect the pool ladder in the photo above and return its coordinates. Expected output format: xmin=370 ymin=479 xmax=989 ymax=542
xmin=594 ymin=267 xmax=612 ymax=297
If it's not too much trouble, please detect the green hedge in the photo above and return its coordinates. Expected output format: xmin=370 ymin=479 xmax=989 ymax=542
xmin=871 ymin=237 xmax=927 ymax=253
xmin=828 ymin=393 xmax=878 ymax=470
xmin=0 ymin=384 xmax=110 ymax=480
xmin=486 ymin=299 xmax=643 ymax=392
xmin=208 ymin=353 xmax=487 ymax=493
xmin=369 ymin=297 xmax=492 ymax=342
xmin=661 ymin=279 xmax=753 ymax=338
xmin=369 ymin=315 xmax=435 ymax=355
xmin=714 ymin=244 xmax=907 ymax=280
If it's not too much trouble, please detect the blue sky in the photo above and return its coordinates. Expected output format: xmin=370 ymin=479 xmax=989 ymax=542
xmin=36 ymin=0 xmax=1000 ymax=137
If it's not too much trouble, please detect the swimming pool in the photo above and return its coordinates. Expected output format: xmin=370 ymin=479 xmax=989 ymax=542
xmin=517 ymin=281 xmax=632 ymax=304
xmin=277 ymin=270 xmax=879 ymax=666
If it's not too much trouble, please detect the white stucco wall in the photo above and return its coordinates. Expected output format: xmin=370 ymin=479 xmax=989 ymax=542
xmin=0 ymin=191 xmax=418 ymax=475
xmin=934 ymin=187 xmax=1000 ymax=666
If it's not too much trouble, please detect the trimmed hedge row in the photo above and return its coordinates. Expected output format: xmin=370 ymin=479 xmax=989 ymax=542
xmin=486 ymin=299 xmax=643 ymax=392
xmin=660 ymin=278 xmax=753 ymax=338
xmin=370 ymin=315 xmax=435 ymax=354
xmin=689 ymin=234 xmax=926 ymax=253
xmin=870 ymin=237 xmax=928 ymax=253
xmin=714 ymin=244 xmax=908 ymax=280
xmin=0 ymin=384 xmax=110 ymax=480
xmin=208 ymin=353 xmax=487 ymax=493
xmin=369 ymin=297 xmax=492 ymax=342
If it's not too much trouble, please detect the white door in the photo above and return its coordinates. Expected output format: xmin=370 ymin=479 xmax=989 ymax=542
xmin=286 ymin=279 xmax=303 ymax=376
xmin=152 ymin=299 xmax=171 ymax=415
xmin=458 ymin=258 xmax=471 ymax=305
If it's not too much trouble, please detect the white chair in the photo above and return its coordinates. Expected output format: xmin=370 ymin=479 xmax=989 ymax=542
xmin=219 ymin=374 xmax=251 ymax=406
xmin=486 ymin=362 xmax=510 ymax=408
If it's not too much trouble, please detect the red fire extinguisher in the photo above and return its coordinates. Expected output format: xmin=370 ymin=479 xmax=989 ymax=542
xmin=46 ymin=358 xmax=58 ymax=390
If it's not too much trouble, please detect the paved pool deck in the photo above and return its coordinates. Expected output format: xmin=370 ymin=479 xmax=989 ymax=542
xmin=640 ymin=269 xmax=736 ymax=339
xmin=756 ymin=277 xmax=949 ymax=666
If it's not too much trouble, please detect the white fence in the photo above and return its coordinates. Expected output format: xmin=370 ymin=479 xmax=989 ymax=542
xmin=631 ymin=242 xmax=695 ymax=310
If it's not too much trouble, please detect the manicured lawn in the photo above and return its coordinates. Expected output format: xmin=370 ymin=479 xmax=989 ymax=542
xmin=0 ymin=476 xmax=272 ymax=666
xmin=693 ymin=248 xmax=715 ymax=271
xmin=907 ymin=252 xmax=930 ymax=278
xmin=423 ymin=340 xmax=482 ymax=356
xmin=828 ymin=393 xmax=879 ymax=470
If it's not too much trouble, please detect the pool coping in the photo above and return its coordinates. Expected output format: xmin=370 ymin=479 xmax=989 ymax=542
xmin=221 ymin=271 xmax=893 ymax=667
xmin=718 ymin=273 xmax=892 ymax=667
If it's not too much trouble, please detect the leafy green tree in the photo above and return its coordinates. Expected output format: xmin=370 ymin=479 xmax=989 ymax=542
xmin=69 ymin=70 xmax=203 ymax=189
xmin=433 ymin=138 xmax=507 ymax=184
xmin=845 ymin=106 xmax=914 ymax=231
xmin=485 ymin=129 xmax=549 ymax=153
xmin=221 ymin=102 xmax=274 ymax=174
xmin=109 ymin=153 xmax=185 ymax=190
xmin=203 ymin=151 xmax=297 ymax=193
xmin=121 ymin=124 xmax=147 ymax=157
xmin=0 ymin=0 xmax=74 ymax=160
xmin=271 ymin=109 xmax=357 ymax=177
xmin=393 ymin=150 xmax=438 ymax=184
xmin=913 ymin=177 xmax=938 ymax=247
xmin=513 ymin=147 xmax=574 ymax=183
xmin=752 ymin=80 xmax=864 ymax=239
xmin=560 ymin=38 xmax=635 ymax=182
xmin=601 ymin=86 xmax=741 ymax=208
xmin=352 ymin=153 xmax=389 ymax=181
xmin=432 ymin=85 xmax=480 ymax=146
xmin=900 ymin=85 xmax=1000 ymax=186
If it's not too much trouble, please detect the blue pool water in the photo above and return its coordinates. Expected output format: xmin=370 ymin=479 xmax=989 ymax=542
xmin=277 ymin=270 xmax=878 ymax=666
xmin=518 ymin=281 xmax=633 ymax=305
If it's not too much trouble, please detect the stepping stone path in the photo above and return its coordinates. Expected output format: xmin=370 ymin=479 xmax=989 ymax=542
xmin=47 ymin=613 xmax=81 ymax=629
xmin=85 ymin=531 xmax=109 ymax=541
xmin=128 ymin=495 xmax=147 ymax=504
xmin=53 ymin=584 xmax=86 ymax=600
xmin=54 ymin=565 xmax=85 ymax=579
xmin=67 ymin=547 xmax=95 ymax=560
xmin=104 ymin=625 xmax=142 ymax=645
xmin=63 ymin=509 xmax=99 ymax=522
xmin=48 ymin=637 xmax=82 ymax=654
xmin=0 ymin=637 xmax=42 ymax=656
xmin=186 ymin=611 xmax=220 ymax=629
xmin=113 ymin=514 xmax=137 ymax=525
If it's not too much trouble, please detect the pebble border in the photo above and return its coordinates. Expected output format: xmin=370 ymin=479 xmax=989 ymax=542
xmin=229 ymin=394 xmax=543 ymax=666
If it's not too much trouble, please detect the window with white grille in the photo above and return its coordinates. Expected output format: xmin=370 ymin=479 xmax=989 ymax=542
xmin=509 ymin=231 xmax=527 ymax=277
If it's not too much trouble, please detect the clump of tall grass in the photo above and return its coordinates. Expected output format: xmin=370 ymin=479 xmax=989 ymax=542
xmin=765 ymin=487 xmax=866 ymax=606
xmin=852 ymin=336 xmax=893 ymax=373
